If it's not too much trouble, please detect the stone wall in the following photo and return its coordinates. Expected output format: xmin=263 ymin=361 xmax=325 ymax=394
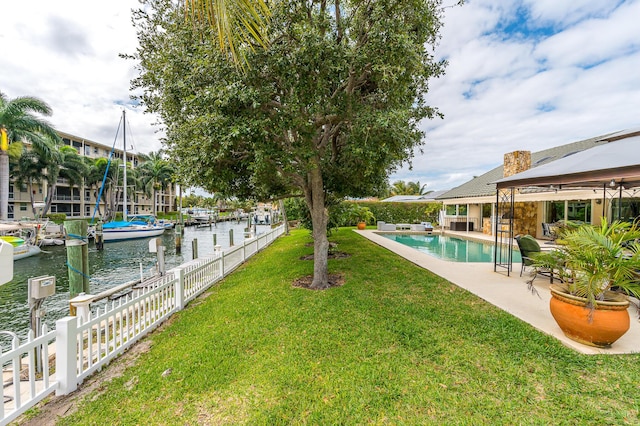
xmin=503 ymin=151 xmax=531 ymax=177
xmin=482 ymin=203 xmax=538 ymax=237
xmin=513 ymin=202 xmax=538 ymax=237
xmin=482 ymin=217 xmax=492 ymax=234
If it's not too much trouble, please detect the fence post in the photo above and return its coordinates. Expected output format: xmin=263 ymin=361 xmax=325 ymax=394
xmin=55 ymin=316 xmax=78 ymax=396
xmin=221 ymin=251 xmax=226 ymax=277
xmin=174 ymin=267 xmax=185 ymax=311
xmin=192 ymin=238 xmax=198 ymax=260
xmin=242 ymin=239 xmax=246 ymax=262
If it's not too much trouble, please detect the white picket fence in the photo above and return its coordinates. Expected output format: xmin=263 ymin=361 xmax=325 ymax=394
xmin=0 ymin=225 xmax=285 ymax=425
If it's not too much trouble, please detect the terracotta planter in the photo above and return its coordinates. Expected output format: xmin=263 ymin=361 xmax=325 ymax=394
xmin=549 ymin=284 xmax=630 ymax=348
xmin=357 ymin=222 xmax=366 ymax=230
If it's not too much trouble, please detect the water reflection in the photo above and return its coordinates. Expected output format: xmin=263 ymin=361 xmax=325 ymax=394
xmin=0 ymin=221 xmax=270 ymax=337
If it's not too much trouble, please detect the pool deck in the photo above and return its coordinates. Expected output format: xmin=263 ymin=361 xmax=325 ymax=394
xmin=355 ymin=229 xmax=640 ymax=355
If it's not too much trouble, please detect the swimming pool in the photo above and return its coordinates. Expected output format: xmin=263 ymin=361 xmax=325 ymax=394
xmin=381 ymin=233 xmax=522 ymax=263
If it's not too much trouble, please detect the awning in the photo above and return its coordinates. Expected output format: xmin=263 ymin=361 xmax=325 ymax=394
xmin=493 ymin=136 xmax=640 ymax=189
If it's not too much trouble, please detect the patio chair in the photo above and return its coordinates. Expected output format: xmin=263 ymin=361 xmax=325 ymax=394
xmin=515 ymin=235 xmax=559 ymax=283
xmin=541 ymin=223 xmax=557 ymax=241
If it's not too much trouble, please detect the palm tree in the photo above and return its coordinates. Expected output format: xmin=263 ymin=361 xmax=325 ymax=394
xmin=183 ymin=0 xmax=270 ymax=67
xmin=138 ymin=151 xmax=174 ymax=216
xmin=40 ymin=145 xmax=89 ymax=216
xmin=11 ymin=146 xmax=46 ymax=216
xmin=389 ymin=180 xmax=429 ymax=196
xmin=84 ymin=157 xmax=114 ymax=220
xmin=0 ymin=91 xmax=61 ymax=219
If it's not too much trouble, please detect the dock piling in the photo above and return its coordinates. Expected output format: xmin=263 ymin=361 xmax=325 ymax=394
xmin=175 ymin=224 xmax=182 ymax=254
xmin=95 ymin=221 xmax=104 ymax=250
xmin=192 ymin=238 xmax=198 ymax=259
xmin=64 ymin=219 xmax=90 ymax=303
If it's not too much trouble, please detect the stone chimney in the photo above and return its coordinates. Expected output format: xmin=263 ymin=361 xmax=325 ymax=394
xmin=503 ymin=151 xmax=531 ymax=177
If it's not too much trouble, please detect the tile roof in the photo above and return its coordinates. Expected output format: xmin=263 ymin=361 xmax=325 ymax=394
xmin=436 ymin=132 xmax=617 ymax=200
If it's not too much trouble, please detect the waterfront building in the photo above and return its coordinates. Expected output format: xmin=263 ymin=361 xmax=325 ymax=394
xmin=8 ymin=130 xmax=177 ymax=220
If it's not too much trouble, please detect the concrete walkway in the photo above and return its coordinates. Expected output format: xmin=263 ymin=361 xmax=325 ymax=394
xmin=355 ymin=229 xmax=640 ymax=355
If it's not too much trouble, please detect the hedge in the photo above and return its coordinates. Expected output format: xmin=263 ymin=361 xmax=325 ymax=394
xmin=355 ymin=201 xmax=440 ymax=225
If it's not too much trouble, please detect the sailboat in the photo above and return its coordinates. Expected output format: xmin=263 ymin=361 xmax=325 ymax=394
xmin=99 ymin=111 xmax=166 ymax=242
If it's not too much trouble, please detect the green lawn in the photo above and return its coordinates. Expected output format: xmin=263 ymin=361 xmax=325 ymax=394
xmin=54 ymin=228 xmax=639 ymax=425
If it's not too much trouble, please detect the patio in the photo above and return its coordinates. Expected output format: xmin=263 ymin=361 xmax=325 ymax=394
xmin=356 ymin=229 xmax=640 ymax=355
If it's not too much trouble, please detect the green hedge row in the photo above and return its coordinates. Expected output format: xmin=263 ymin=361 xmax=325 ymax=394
xmin=355 ymin=201 xmax=440 ymax=225
xmin=283 ymin=198 xmax=441 ymax=229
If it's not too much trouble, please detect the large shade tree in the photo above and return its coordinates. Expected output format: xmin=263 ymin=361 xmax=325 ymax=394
xmin=0 ymin=91 xmax=60 ymax=220
xmin=132 ymin=0 xmax=446 ymax=289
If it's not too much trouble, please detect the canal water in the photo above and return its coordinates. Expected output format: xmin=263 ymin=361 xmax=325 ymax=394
xmin=0 ymin=220 xmax=270 ymax=338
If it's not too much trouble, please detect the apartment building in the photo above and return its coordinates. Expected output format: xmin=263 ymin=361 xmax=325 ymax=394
xmin=8 ymin=131 xmax=176 ymax=220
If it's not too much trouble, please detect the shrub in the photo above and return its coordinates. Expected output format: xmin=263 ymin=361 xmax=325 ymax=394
xmin=357 ymin=201 xmax=440 ymax=224
xmin=45 ymin=213 xmax=67 ymax=224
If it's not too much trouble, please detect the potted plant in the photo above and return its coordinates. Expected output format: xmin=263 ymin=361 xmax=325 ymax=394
xmin=348 ymin=205 xmax=376 ymax=230
xmin=529 ymin=218 xmax=640 ymax=347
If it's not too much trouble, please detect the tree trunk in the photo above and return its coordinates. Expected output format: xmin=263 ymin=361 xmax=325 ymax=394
xmin=43 ymin=184 xmax=56 ymax=216
xmin=279 ymin=199 xmax=289 ymax=235
xmin=0 ymin=150 xmax=8 ymax=220
xmin=306 ymin=165 xmax=330 ymax=289
xmin=153 ymin=188 xmax=158 ymax=216
xmin=29 ymin=183 xmax=36 ymax=216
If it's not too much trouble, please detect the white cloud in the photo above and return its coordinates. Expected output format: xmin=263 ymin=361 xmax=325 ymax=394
xmin=0 ymin=1 xmax=161 ymax=155
xmin=393 ymin=0 xmax=640 ymax=191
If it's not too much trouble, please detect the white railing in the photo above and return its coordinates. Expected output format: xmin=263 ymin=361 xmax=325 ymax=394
xmin=0 ymin=328 xmax=57 ymax=425
xmin=0 ymin=224 xmax=285 ymax=425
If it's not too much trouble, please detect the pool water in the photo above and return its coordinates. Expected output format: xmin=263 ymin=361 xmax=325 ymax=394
xmin=382 ymin=234 xmax=522 ymax=263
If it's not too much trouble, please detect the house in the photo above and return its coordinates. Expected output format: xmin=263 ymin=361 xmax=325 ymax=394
xmin=436 ymin=128 xmax=640 ymax=239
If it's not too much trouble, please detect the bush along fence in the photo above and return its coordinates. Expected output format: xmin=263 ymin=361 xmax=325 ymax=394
xmin=0 ymin=225 xmax=286 ymax=425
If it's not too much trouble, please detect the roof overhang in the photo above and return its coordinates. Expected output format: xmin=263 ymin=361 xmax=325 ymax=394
xmin=493 ymin=136 xmax=640 ymax=190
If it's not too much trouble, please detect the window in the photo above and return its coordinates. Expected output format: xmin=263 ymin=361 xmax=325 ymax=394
xmin=545 ymin=201 xmax=564 ymax=223
xmin=546 ymin=200 xmax=592 ymax=224
xmin=567 ymin=201 xmax=591 ymax=223
xmin=20 ymin=204 xmax=27 ymax=211
xmin=445 ymin=204 xmax=467 ymax=216
xmin=610 ymin=198 xmax=640 ymax=223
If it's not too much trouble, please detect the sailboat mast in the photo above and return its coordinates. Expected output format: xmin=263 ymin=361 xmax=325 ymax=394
xmin=123 ymin=110 xmax=128 ymax=222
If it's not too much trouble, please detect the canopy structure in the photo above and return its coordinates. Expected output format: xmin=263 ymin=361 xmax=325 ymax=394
xmin=494 ymin=134 xmax=640 ymax=189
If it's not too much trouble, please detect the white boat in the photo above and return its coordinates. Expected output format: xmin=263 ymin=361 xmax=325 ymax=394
xmin=0 ymin=223 xmax=42 ymax=260
xmin=102 ymin=220 xmax=166 ymax=241
xmin=128 ymin=214 xmax=174 ymax=230
xmin=184 ymin=208 xmax=214 ymax=223
xmin=98 ymin=111 xmax=167 ymax=242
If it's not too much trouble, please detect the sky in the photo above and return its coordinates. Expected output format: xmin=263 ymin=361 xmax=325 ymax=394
xmin=2 ymin=0 xmax=640 ymax=194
